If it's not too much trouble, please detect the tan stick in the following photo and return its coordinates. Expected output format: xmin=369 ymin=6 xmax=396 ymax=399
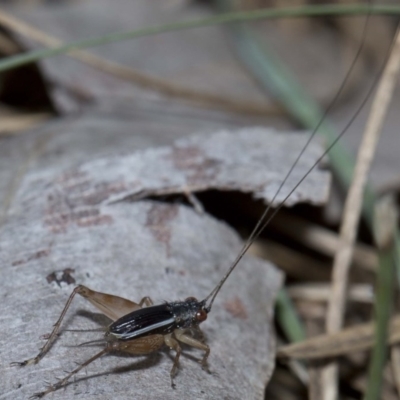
xmin=277 ymin=314 xmax=400 ymax=360
xmin=321 ymin=26 xmax=400 ymax=400
xmin=288 ymin=283 xmax=373 ymax=303
xmin=0 ymin=112 xmax=50 ymax=136
xmin=271 ymin=213 xmax=378 ymax=271
xmin=0 ymin=8 xmax=279 ymax=116
xmin=390 ymin=345 xmax=400 ymax=397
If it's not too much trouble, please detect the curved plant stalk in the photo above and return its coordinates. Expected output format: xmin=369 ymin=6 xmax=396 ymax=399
xmin=0 ymin=5 xmax=399 ymax=73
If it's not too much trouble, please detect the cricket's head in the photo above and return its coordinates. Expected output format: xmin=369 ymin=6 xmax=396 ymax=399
xmin=180 ymin=297 xmax=208 ymax=326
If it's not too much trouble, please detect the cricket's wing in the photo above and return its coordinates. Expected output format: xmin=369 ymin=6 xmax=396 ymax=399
xmin=109 ymin=303 xmax=176 ymax=340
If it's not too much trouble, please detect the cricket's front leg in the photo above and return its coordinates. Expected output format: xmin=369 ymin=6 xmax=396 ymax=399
xmin=174 ymin=328 xmax=210 ymax=371
xmin=164 ymin=334 xmax=182 ymax=387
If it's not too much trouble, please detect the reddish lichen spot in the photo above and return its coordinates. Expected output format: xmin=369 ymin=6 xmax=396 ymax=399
xmin=12 ymin=248 xmax=50 ymax=266
xmin=145 ymin=203 xmax=178 ymax=256
xmin=168 ymin=146 xmax=202 ymax=169
xmin=29 ymin=249 xmax=50 ymax=260
xmin=46 ymin=268 xmax=76 ymax=287
xmin=43 ymin=168 xmax=128 ymax=233
xmin=80 ymin=181 xmax=128 ymax=206
xmin=167 ymin=145 xmax=220 ymax=186
xmin=223 ymin=296 xmax=248 ymax=319
xmin=76 ymin=214 xmax=113 ymax=227
xmin=55 ymin=168 xmax=87 ymax=185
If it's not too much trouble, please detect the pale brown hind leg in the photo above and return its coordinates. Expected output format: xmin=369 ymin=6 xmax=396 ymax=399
xmin=31 ymin=348 xmax=110 ymax=399
xmin=138 ymin=296 xmax=153 ymax=307
xmin=174 ymin=329 xmax=210 ymax=371
xmin=164 ymin=334 xmax=182 ymax=387
xmin=11 ymin=285 xmax=149 ymax=367
xmin=32 ymin=335 xmax=165 ymax=398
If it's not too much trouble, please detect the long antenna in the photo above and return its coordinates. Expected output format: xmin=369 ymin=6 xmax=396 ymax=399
xmin=205 ymin=1 xmax=378 ymax=311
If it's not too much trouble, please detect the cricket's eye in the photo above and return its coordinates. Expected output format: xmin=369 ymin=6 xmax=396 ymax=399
xmin=196 ymin=309 xmax=207 ymax=322
xmin=185 ymin=296 xmax=198 ymax=302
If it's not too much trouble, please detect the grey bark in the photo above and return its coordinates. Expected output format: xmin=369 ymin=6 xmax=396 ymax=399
xmin=0 ymin=128 xmax=329 ymax=399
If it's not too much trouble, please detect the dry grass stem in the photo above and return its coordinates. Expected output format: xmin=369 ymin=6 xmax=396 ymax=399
xmin=268 ymin=366 xmax=305 ymax=399
xmin=336 ymin=0 xmax=394 ymax=63
xmin=321 ymin=25 xmax=400 ymax=400
xmin=272 ymin=213 xmax=378 ymax=271
xmin=0 ymin=129 xmax=53 ymax=227
xmin=376 ymin=175 xmax=400 ymax=197
xmin=350 ymin=368 xmax=398 ymax=400
xmin=0 ymin=30 xmax=19 ymax=54
xmin=305 ymin=318 xmax=326 ymax=400
xmin=0 ymin=8 xmax=280 ymax=116
xmin=374 ymin=195 xmax=398 ymax=250
xmin=288 ymin=359 xmax=309 ymax=386
xmin=250 ymin=239 xmax=331 ymax=281
xmin=288 ymin=283 xmax=374 ymax=303
xmin=308 ymin=363 xmax=324 ymax=400
xmin=0 ymin=112 xmax=51 ymax=135
xmin=278 ymin=314 xmax=400 ymax=360
xmin=296 ymin=300 xmax=327 ymax=320
xmin=276 ymin=337 xmax=309 ymax=386
xmin=390 ymin=345 xmax=400 ymax=397
xmin=275 ymin=0 xmax=310 ymax=33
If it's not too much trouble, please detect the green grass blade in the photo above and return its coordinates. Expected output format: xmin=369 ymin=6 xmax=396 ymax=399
xmin=0 ymin=4 xmax=400 ymax=73
xmin=364 ymin=197 xmax=397 ymax=400
xmin=276 ymin=289 xmax=305 ymax=343
xmin=219 ymin=5 xmax=400 ymax=400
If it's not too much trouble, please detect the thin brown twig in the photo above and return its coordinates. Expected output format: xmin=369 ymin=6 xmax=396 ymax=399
xmin=0 ymin=129 xmax=53 ymax=228
xmin=390 ymin=345 xmax=400 ymax=397
xmin=0 ymin=8 xmax=280 ymax=116
xmin=271 ymin=213 xmax=378 ymax=271
xmin=350 ymin=369 xmax=399 ymax=400
xmin=0 ymin=30 xmax=19 ymax=54
xmin=250 ymin=238 xmax=332 ymax=281
xmin=277 ymin=314 xmax=400 ymax=360
xmin=321 ymin=26 xmax=400 ymax=400
xmin=0 ymin=112 xmax=51 ymax=135
xmin=275 ymin=0 xmax=310 ymax=33
xmin=288 ymin=283 xmax=373 ymax=303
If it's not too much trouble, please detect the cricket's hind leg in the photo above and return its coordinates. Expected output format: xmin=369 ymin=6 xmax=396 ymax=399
xmin=31 ymin=348 xmax=110 ymax=398
xmin=11 ymin=285 xmax=149 ymax=367
xmin=31 ymin=334 xmax=165 ymax=398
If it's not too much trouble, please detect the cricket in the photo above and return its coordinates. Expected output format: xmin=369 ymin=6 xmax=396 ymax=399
xmin=10 ymin=3 xmax=397 ymax=399
xmin=11 ymin=197 xmax=279 ymax=398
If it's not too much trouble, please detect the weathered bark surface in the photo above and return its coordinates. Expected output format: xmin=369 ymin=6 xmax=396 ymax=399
xmin=31 ymin=127 xmax=329 ymax=209
xmin=10 ymin=0 xmax=272 ymax=114
xmin=0 ymin=128 xmax=329 ymax=399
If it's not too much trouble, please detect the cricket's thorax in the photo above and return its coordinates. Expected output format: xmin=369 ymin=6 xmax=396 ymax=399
xmin=168 ymin=297 xmax=207 ymax=330
xmin=107 ymin=298 xmax=207 ymax=341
